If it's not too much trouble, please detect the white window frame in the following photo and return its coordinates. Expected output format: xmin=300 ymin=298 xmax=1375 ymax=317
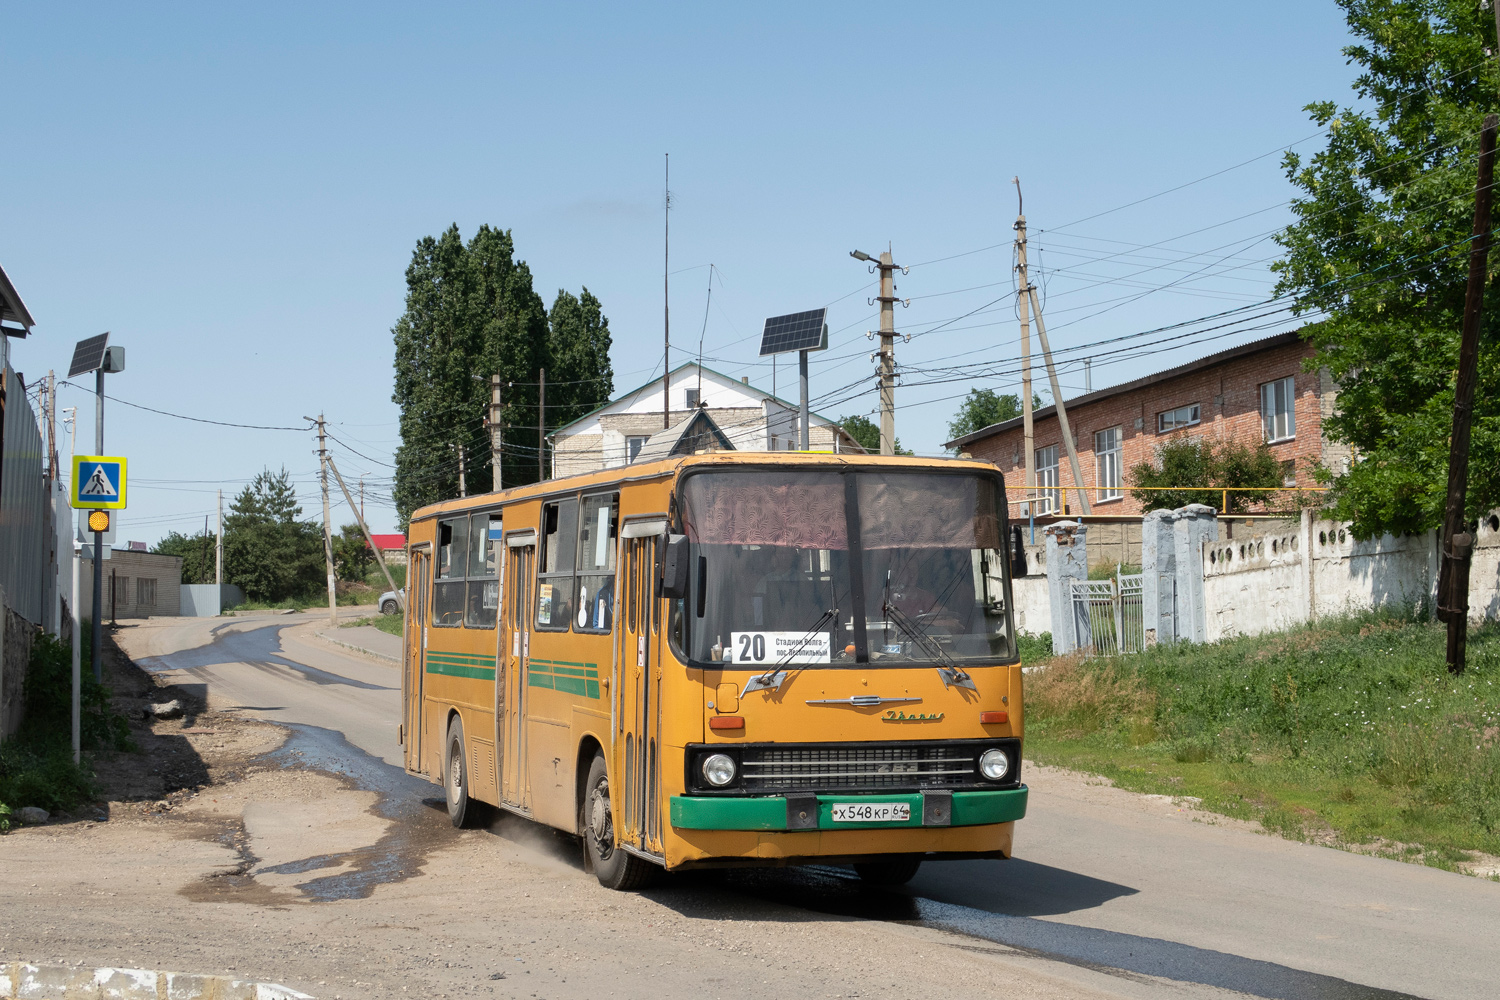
xmin=626 ymin=435 xmax=649 ymax=463
xmin=1260 ymin=376 xmax=1296 ymax=443
xmin=1035 ymin=444 xmax=1060 ymax=514
xmin=1157 ymin=403 xmax=1201 ymax=433
xmin=1094 ymin=426 xmax=1122 ymax=502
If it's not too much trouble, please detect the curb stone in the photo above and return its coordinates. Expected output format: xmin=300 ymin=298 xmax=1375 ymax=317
xmin=313 ymin=630 xmax=399 ymax=664
xmin=1 ymin=961 xmax=312 ymax=999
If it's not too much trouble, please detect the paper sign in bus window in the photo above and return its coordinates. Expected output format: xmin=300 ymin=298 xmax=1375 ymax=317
xmin=727 ymin=631 xmax=831 ymax=665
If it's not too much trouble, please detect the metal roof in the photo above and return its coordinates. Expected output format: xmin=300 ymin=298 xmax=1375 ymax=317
xmin=0 ymin=262 xmax=36 ymax=334
xmin=943 ymin=331 xmax=1307 ymax=449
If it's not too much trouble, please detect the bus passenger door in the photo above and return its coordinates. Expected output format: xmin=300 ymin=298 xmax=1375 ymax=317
xmin=404 ymin=546 xmax=431 ymax=775
xmin=501 ymin=536 xmax=535 ymax=811
xmin=615 ymin=533 xmax=660 ymax=853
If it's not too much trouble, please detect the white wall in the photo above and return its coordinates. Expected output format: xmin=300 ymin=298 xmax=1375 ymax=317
xmin=1202 ymin=511 xmax=1500 ymax=642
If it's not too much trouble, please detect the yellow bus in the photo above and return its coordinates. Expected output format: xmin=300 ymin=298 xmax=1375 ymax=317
xmin=401 ymin=451 xmax=1027 ymax=889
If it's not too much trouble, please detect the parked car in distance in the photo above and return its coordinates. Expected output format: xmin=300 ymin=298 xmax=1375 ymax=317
xmin=380 ymin=589 xmax=405 ymax=616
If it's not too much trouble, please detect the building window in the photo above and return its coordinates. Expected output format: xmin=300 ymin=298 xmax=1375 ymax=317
xmin=1261 ymin=376 xmax=1296 ymax=442
xmin=626 ymin=435 xmax=649 ymax=463
xmin=1035 ymin=444 xmax=1060 ymax=514
xmin=137 ymin=578 xmax=157 ymax=608
xmin=1157 ymin=403 xmax=1201 ymax=433
xmin=684 ymin=388 xmax=700 ymax=409
xmin=1281 ymin=459 xmax=1296 ymax=487
xmin=1094 ymin=427 xmax=1122 ymax=502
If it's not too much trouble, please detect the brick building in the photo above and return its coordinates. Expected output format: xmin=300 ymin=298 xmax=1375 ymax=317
xmin=945 ymin=332 xmax=1347 ymax=516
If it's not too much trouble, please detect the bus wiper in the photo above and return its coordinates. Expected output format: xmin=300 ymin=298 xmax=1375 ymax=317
xmin=743 ymin=607 xmax=836 ymax=695
xmin=883 ymin=602 xmax=977 ymax=692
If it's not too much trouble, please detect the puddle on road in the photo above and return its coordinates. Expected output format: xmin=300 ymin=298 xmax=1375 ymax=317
xmin=182 ymin=723 xmax=450 ymax=905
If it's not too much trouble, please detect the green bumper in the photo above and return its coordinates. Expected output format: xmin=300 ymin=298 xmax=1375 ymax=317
xmin=669 ymin=786 xmax=1028 ymax=832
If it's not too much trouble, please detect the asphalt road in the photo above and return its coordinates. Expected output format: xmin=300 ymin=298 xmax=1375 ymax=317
xmin=124 ymin=613 xmax=1500 ymax=1000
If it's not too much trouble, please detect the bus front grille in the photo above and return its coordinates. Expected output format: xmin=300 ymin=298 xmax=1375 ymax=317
xmin=740 ymin=743 xmax=978 ymax=792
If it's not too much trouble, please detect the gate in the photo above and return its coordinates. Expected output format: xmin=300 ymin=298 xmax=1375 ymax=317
xmin=1071 ymin=570 xmax=1145 ymax=656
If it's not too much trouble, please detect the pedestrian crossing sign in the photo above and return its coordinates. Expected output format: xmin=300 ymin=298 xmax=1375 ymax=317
xmin=71 ymin=455 xmax=128 ymax=510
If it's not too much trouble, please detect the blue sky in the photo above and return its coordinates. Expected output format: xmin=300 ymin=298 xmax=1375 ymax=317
xmin=3 ymin=2 xmax=1359 ymax=541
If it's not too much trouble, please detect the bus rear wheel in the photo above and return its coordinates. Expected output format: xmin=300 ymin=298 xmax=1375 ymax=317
xmin=583 ymin=754 xmax=659 ymax=890
xmin=445 ymin=716 xmax=474 ymax=828
xmin=853 ymin=855 xmax=923 ymax=886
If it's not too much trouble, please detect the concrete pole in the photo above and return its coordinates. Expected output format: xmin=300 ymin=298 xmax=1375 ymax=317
xmin=91 ymin=368 xmax=104 ymax=683
xmin=798 ymin=349 xmax=810 ymax=451
xmin=1014 ymin=183 xmax=1037 ymax=506
xmin=318 ymin=415 xmax=337 ymax=626
xmin=1028 ymin=284 xmax=1092 ymax=516
xmin=877 ymin=251 xmax=898 ymax=456
xmin=490 ymin=374 xmax=503 ymax=491
xmin=215 ymin=489 xmax=223 ymax=586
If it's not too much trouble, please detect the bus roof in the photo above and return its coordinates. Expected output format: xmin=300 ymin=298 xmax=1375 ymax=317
xmin=407 ymin=451 xmax=1000 ymax=524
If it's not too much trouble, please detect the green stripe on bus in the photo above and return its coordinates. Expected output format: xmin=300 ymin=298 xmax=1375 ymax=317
xmin=425 ymin=661 xmax=496 ymax=680
xmin=426 ymin=652 xmax=494 ymax=665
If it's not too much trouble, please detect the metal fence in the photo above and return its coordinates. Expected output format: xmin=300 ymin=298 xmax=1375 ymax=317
xmin=1070 ymin=570 xmax=1146 ymax=657
xmin=1 ymin=360 xmax=48 ymax=625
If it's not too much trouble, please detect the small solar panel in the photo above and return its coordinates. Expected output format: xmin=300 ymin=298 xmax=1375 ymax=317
xmin=68 ymin=333 xmax=109 ymax=377
xmin=759 ymin=308 xmax=828 ymax=357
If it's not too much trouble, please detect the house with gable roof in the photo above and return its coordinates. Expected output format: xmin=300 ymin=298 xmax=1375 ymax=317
xmin=549 ymin=362 xmax=864 ymax=477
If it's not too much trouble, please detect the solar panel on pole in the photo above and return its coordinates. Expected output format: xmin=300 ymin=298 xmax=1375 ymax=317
xmin=758 ymin=308 xmax=828 ymax=357
xmin=759 ymin=308 xmax=828 ymax=451
xmin=68 ymin=334 xmax=109 ymax=378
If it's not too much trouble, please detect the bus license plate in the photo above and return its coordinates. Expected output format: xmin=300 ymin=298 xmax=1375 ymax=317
xmin=830 ymin=802 xmax=910 ymax=823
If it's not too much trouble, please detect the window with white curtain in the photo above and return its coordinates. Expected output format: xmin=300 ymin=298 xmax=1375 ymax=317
xmin=1261 ymin=376 xmax=1296 ymax=442
xmin=1094 ymin=427 xmax=1122 ymax=501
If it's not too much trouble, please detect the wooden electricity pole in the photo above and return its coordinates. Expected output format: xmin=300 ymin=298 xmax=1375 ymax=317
xmin=1438 ymin=113 xmax=1497 ymax=675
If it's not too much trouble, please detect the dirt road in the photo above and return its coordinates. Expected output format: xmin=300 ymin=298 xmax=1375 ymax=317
xmin=3 ymin=613 xmax=1496 ymax=1000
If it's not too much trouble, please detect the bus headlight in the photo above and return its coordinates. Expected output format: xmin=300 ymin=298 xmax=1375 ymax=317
xmin=979 ymin=748 xmax=1010 ymax=781
xmin=702 ymin=753 xmax=737 ymax=787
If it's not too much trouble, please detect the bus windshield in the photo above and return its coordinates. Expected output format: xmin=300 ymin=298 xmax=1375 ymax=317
xmin=678 ymin=468 xmax=1015 ymax=668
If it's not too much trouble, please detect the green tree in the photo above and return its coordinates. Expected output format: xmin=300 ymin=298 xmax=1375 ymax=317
xmin=1130 ymin=437 xmax=1286 ymax=514
xmin=546 ymin=287 xmax=615 ymax=429
xmin=945 ymin=388 xmax=1035 ymax=448
xmin=392 ymin=225 xmax=550 ymax=524
xmin=1272 ymin=0 xmax=1500 ymax=538
xmin=332 ymin=524 xmax=373 ymax=582
xmin=222 ymin=468 xmax=325 ymax=601
xmin=836 ymin=414 xmax=912 ymax=455
xmin=153 ymin=530 xmax=216 ymax=584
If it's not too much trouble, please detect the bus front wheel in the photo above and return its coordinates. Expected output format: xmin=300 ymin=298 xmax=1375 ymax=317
xmin=583 ymin=754 xmax=659 ymax=891
xmin=445 ymin=716 xmax=474 ymax=828
xmin=853 ymin=855 xmax=923 ymax=886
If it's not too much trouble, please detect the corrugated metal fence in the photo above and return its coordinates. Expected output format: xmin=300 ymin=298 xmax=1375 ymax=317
xmin=2 ymin=359 xmax=49 ymax=624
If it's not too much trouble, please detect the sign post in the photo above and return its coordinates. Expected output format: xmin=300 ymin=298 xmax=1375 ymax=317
xmin=71 ymin=455 xmax=127 ymax=682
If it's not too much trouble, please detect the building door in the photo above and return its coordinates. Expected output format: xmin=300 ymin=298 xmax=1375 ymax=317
xmin=614 ymin=530 xmax=662 ymax=853
xmin=403 ymin=546 xmax=431 ymax=775
xmin=500 ymin=535 xmax=535 ymax=811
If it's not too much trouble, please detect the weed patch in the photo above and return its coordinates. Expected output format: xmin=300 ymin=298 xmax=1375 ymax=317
xmin=1024 ymin=611 xmax=1500 ymax=872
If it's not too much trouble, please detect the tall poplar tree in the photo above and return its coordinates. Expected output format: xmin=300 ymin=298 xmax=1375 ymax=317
xmin=546 ymin=287 xmax=614 ymax=430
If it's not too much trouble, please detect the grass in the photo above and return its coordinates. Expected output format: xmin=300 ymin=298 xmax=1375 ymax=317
xmin=228 ymin=580 xmax=386 ymax=613
xmin=0 ymin=625 xmax=134 ymax=824
xmin=1022 ymin=611 xmax=1500 ymax=873
xmin=341 ymin=613 xmax=404 ymax=637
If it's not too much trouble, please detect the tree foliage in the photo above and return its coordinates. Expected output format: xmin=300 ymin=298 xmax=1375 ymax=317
xmin=332 ymin=524 xmax=373 ymax=582
xmin=222 ymin=467 xmax=325 ymax=602
xmin=1130 ymin=437 xmax=1286 ymax=514
xmin=836 ymin=414 xmax=912 ymax=455
xmin=154 ymin=530 xmax=217 ymax=584
xmin=945 ymin=388 xmax=1037 ymax=449
xmin=391 ymin=225 xmax=614 ymax=526
xmin=1273 ymin=0 xmax=1500 ymax=538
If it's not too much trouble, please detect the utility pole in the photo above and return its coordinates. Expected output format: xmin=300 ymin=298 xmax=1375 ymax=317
xmin=538 ymin=367 xmax=547 ymax=481
xmin=311 ymin=414 xmax=337 ymax=626
xmin=1014 ymin=180 xmax=1037 ymax=506
xmin=358 ymin=478 xmax=364 ymax=521
xmin=663 ymin=153 xmax=671 ymax=431
xmin=44 ymin=371 xmax=56 ymax=481
xmin=489 ymin=373 xmax=503 ymax=491
xmin=457 ymin=443 xmax=467 ymax=498
xmin=1438 ymin=113 xmax=1497 ymax=675
xmin=326 ymin=454 xmax=405 ymax=613
xmin=1027 ymin=283 xmax=1092 ymax=516
xmin=215 ymin=489 xmax=223 ymax=586
xmin=849 ymin=248 xmax=905 ymax=455
xmin=91 ymin=363 xmax=105 ymax=682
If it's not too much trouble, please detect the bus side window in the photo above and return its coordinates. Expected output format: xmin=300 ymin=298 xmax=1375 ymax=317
xmin=536 ymin=498 xmax=578 ymax=631
xmin=465 ymin=512 xmax=501 ymax=628
xmin=576 ymin=493 xmax=618 ymax=633
xmin=434 ymin=518 xmax=467 ymax=626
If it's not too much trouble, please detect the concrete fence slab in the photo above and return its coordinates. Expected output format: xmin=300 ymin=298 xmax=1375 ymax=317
xmin=1 ymin=962 xmax=311 ymax=1000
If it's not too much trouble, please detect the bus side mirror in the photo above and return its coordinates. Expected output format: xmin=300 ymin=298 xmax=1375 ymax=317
xmin=661 ymin=534 xmax=691 ymax=598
